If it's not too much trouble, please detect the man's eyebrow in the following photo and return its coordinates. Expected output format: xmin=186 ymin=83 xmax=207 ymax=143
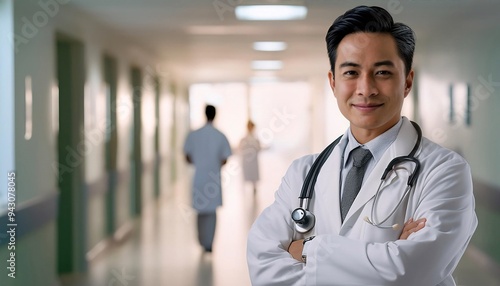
xmin=339 ymin=61 xmax=360 ymax=68
xmin=338 ymin=60 xmax=395 ymax=68
xmin=374 ymin=60 xmax=395 ymax=67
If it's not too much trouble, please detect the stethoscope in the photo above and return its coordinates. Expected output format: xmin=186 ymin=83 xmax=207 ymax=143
xmin=291 ymin=121 xmax=422 ymax=233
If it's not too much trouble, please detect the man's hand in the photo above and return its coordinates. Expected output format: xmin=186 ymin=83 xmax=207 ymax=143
xmin=399 ymin=218 xmax=426 ymax=240
xmin=288 ymin=239 xmax=304 ymax=262
xmin=287 ymin=218 xmax=426 ymax=262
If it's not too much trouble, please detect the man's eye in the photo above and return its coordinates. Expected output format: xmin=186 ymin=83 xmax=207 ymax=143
xmin=343 ymin=71 xmax=358 ymax=76
xmin=376 ymin=70 xmax=392 ymax=75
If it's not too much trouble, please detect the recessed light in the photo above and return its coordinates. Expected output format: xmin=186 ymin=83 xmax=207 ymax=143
xmin=250 ymin=76 xmax=280 ymax=84
xmin=236 ymin=5 xmax=307 ymax=21
xmin=251 ymin=60 xmax=283 ymax=70
xmin=253 ymin=41 xmax=287 ymax=51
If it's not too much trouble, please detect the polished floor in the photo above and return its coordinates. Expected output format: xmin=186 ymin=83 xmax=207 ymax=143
xmin=60 ymin=152 xmax=500 ymax=286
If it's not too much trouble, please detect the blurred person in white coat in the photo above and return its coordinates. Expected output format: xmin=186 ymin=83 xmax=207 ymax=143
xmin=239 ymin=120 xmax=261 ymax=194
xmin=247 ymin=5 xmax=477 ymax=286
xmin=184 ymin=105 xmax=232 ymax=252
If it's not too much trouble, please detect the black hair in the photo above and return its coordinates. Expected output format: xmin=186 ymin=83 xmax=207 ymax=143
xmin=205 ymin=105 xmax=216 ymax=121
xmin=325 ymin=5 xmax=415 ymax=76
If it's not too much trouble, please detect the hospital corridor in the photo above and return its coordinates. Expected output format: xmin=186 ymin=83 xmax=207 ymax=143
xmin=59 ymin=151 xmax=500 ymax=286
xmin=1 ymin=0 xmax=500 ymax=286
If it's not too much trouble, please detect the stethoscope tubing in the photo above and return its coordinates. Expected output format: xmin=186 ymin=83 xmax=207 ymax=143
xmin=369 ymin=181 xmax=413 ymax=228
xmin=293 ymin=121 xmax=423 ymax=232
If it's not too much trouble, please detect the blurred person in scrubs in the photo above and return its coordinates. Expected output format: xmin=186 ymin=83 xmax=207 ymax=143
xmin=184 ymin=105 xmax=232 ymax=252
xmin=239 ymin=120 xmax=262 ymax=195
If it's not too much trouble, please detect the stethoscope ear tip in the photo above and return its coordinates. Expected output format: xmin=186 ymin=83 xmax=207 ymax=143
xmin=364 ymin=216 xmax=401 ymax=231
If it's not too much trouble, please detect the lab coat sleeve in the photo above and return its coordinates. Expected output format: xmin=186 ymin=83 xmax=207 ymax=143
xmin=247 ymin=156 xmax=314 ymax=286
xmin=304 ymin=151 xmax=477 ymax=286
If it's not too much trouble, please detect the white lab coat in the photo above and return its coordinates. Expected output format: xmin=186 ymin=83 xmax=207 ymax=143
xmin=247 ymin=118 xmax=477 ymax=286
xmin=239 ymin=133 xmax=261 ymax=182
xmin=183 ymin=124 xmax=232 ymax=214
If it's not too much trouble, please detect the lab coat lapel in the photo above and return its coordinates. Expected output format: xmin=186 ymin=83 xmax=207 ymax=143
xmin=314 ymin=134 xmax=349 ymax=233
xmin=341 ymin=118 xmax=418 ymax=227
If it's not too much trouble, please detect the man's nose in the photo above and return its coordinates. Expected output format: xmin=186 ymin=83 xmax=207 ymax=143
xmin=356 ymin=74 xmax=378 ymax=97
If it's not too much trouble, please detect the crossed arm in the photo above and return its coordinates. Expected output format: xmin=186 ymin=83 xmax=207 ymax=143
xmin=287 ymin=218 xmax=426 ymax=261
xmin=248 ymin=151 xmax=477 ymax=286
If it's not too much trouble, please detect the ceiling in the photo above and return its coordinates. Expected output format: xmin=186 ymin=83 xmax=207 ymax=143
xmin=68 ymin=0 xmax=499 ymax=85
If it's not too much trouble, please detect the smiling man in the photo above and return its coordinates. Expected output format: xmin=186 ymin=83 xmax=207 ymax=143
xmin=247 ymin=5 xmax=477 ymax=286
xmin=331 ymin=32 xmax=413 ymax=144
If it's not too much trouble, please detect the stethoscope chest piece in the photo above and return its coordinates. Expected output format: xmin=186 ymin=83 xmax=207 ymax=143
xmin=291 ymin=207 xmax=315 ymax=233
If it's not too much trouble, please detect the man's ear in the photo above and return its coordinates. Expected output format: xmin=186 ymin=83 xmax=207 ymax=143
xmin=404 ymin=70 xmax=414 ymax=98
xmin=328 ymin=70 xmax=335 ymax=94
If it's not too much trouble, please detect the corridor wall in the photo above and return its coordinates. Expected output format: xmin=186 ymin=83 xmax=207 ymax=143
xmin=417 ymin=19 xmax=500 ymax=267
xmin=0 ymin=1 xmax=177 ymax=285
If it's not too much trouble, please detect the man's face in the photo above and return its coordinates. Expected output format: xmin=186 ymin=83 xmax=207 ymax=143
xmin=329 ymin=32 xmax=414 ymax=143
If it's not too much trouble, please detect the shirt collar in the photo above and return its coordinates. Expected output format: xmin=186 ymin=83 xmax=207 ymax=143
xmin=343 ymin=118 xmax=403 ymax=168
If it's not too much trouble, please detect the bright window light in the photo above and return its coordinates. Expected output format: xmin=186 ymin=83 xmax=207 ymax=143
xmin=251 ymin=60 xmax=283 ymax=70
xmin=236 ymin=5 xmax=307 ymax=21
xmin=24 ymin=76 xmax=33 ymax=140
xmin=253 ymin=41 xmax=287 ymax=51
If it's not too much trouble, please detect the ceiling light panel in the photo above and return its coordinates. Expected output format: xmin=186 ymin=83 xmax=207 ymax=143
xmin=253 ymin=41 xmax=287 ymax=51
xmin=250 ymin=76 xmax=280 ymax=84
xmin=251 ymin=60 xmax=283 ymax=70
xmin=235 ymin=5 xmax=307 ymax=21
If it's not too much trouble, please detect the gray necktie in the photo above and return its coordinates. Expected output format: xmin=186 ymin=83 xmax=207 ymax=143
xmin=341 ymin=147 xmax=373 ymax=222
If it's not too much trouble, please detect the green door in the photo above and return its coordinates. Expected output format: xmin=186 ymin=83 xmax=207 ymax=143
xmin=56 ymin=35 xmax=86 ymax=273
